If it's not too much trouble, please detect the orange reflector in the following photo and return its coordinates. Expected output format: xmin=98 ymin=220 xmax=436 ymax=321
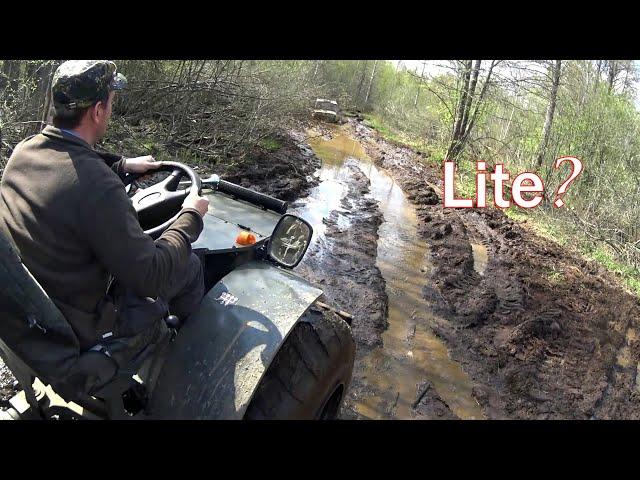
xmin=236 ymin=230 xmax=257 ymax=246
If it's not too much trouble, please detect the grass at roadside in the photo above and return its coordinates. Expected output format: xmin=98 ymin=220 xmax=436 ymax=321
xmin=362 ymin=113 xmax=436 ymax=160
xmin=504 ymin=207 xmax=640 ymax=296
xmin=258 ymin=136 xmax=282 ymax=152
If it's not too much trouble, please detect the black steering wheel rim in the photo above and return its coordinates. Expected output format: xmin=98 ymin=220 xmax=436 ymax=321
xmin=128 ymin=161 xmax=202 ymax=239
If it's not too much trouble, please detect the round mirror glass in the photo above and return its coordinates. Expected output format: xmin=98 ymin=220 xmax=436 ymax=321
xmin=268 ymin=215 xmax=313 ymax=268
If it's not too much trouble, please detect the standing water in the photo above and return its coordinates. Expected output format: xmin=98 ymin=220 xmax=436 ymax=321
xmin=296 ymin=126 xmax=485 ymax=420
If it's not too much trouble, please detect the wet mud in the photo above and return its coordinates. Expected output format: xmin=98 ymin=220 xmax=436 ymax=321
xmin=213 ymin=129 xmax=321 ymax=201
xmin=293 ymin=162 xmax=395 ymax=419
xmin=294 ymin=160 xmax=466 ymax=419
xmin=295 ymin=162 xmax=388 ymax=352
xmin=292 ymin=128 xmax=484 ymax=420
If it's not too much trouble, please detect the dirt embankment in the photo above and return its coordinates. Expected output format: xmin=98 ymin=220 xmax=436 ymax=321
xmin=210 ymin=129 xmax=321 ymax=201
xmin=351 ymin=119 xmax=640 ymax=419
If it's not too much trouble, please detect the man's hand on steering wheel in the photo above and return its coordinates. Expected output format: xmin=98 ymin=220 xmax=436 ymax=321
xmin=183 ymin=188 xmax=209 ymax=217
xmin=123 ymin=155 xmax=163 ymax=175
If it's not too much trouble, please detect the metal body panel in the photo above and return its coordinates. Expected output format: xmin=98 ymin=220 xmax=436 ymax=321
xmin=191 ymin=192 xmax=281 ymax=252
xmin=192 ymin=214 xmax=262 ymax=254
xmin=146 ymin=260 xmax=322 ymax=419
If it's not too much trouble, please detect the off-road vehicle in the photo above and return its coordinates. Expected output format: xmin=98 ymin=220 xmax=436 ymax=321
xmin=0 ymin=162 xmax=355 ymax=420
xmin=312 ymin=99 xmax=343 ymax=123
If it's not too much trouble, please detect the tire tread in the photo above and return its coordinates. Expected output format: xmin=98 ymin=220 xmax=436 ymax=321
xmin=244 ymin=305 xmax=355 ymax=420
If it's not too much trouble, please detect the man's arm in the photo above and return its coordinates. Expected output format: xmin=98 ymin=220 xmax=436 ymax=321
xmin=79 ymin=179 xmax=205 ymax=299
xmin=94 ymin=150 xmax=128 ymax=181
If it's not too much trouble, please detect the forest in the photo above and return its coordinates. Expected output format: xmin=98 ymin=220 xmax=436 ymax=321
xmin=2 ymin=59 xmax=638 ymax=293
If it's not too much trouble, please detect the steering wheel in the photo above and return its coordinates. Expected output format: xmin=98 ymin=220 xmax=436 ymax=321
xmin=124 ymin=161 xmax=202 ymax=239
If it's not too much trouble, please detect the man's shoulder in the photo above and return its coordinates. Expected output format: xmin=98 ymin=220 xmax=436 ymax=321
xmin=12 ymin=132 xmax=45 ymax=154
xmin=17 ymin=129 xmax=87 ymax=154
xmin=22 ymin=131 xmax=109 ymax=165
xmin=10 ymin=132 xmax=122 ymax=192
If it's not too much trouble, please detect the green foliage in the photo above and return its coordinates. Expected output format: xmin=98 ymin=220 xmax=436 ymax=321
xmin=1 ymin=59 xmax=639 ymax=294
xmin=543 ymin=265 xmax=566 ymax=285
xmin=506 ymin=205 xmax=640 ymax=296
xmin=343 ymin=59 xmax=640 ymax=294
xmin=258 ymin=136 xmax=282 ymax=151
xmin=587 ymin=247 xmax=640 ymax=296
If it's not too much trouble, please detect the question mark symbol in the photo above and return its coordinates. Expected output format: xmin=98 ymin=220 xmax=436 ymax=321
xmin=553 ymin=156 xmax=584 ymax=208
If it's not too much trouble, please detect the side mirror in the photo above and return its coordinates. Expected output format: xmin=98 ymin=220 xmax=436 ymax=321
xmin=267 ymin=214 xmax=313 ymax=268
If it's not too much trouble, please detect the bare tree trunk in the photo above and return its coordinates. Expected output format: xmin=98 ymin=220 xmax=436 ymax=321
xmin=414 ymin=61 xmax=426 ymax=108
xmin=31 ymin=62 xmax=56 ymax=133
xmin=535 ymin=60 xmax=562 ymax=169
xmin=356 ymin=62 xmax=368 ymax=105
xmin=459 ymin=61 xmax=496 ymax=148
xmin=0 ymin=61 xmax=8 ymax=90
xmin=364 ymin=60 xmax=378 ymax=106
xmin=607 ymin=60 xmax=619 ymax=94
xmin=501 ymin=103 xmax=516 ymax=142
xmin=40 ymin=66 xmax=56 ymax=129
xmin=2 ymin=60 xmax=20 ymax=92
xmin=451 ymin=60 xmax=472 ymax=151
xmin=459 ymin=60 xmax=481 ymax=137
xmin=447 ymin=60 xmax=495 ymax=161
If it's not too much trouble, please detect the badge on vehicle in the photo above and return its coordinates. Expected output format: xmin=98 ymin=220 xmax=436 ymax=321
xmin=216 ymin=292 xmax=238 ymax=307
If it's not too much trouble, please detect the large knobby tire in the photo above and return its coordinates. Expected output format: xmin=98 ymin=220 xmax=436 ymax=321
xmin=244 ymin=305 xmax=355 ymax=420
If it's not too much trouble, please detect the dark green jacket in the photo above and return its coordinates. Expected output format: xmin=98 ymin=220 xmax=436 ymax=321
xmin=0 ymin=126 xmax=203 ymax=350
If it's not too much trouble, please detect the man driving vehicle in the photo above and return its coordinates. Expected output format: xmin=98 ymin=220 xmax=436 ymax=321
xmin=0 ymin=60 xmax=209 ymax=353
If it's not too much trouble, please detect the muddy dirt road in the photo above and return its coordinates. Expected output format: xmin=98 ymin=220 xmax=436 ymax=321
xmin=3 ymin=118 xmax=640 ymax=420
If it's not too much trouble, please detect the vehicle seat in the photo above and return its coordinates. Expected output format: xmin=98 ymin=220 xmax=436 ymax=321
xmin=0 ymin=228 xmax=168 ymax=418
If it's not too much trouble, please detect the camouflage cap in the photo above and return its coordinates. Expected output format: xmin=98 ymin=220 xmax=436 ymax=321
xmin=52 ymin=60 xmax=127 ymax=113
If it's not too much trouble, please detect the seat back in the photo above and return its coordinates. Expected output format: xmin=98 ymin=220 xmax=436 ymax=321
xmin=0 ymin=227 xmax=172 ymax=408
xmin=0 ymin=229 xmax=81 ymax=384
xmin=0 ymin=226 xmax=132 ymax=402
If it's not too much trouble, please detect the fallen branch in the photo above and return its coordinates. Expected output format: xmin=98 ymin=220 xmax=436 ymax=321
xmin=314 ymin=301 xmax=353 ymax=326
xmin=412 ymin=382 xmax=431 ymax=409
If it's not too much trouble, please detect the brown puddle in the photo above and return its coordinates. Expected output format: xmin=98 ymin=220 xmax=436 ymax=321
xmin=299 ymin=125 xmax=485 ymax=420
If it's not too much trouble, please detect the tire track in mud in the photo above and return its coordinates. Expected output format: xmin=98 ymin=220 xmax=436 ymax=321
xmin=295 ymin=161 xmax=389 ymax=352
xmin=351 ymin=119 xmax=640 ymax=419
xmin=293 ymin=161 xmax=392 ymax=419
xmin=292 ymin=159 xmax=460 ymax=419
